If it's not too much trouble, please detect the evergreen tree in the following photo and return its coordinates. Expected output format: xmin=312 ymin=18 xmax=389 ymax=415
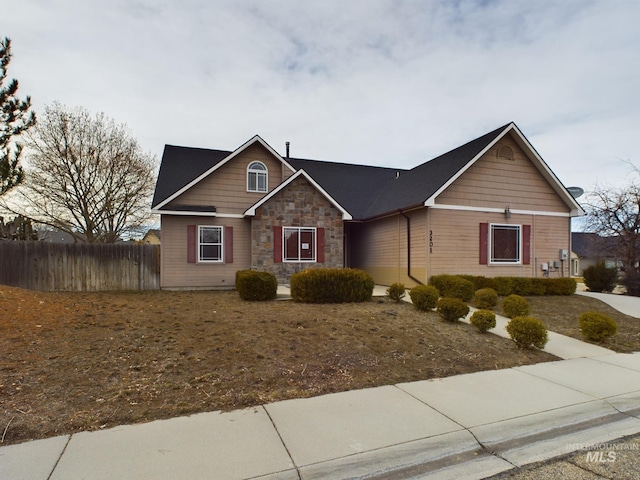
xmin=0 ymin=37 xmax=36 ymax=196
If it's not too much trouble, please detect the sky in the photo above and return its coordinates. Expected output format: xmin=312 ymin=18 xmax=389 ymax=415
xmin=2 ymin=0 xmax=639 ymax=199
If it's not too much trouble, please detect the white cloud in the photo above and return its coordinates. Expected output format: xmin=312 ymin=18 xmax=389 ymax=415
xmin=1 ymin=0 xmax=638 ymax=193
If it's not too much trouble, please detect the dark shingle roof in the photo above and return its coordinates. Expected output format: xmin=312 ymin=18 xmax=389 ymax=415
xmin=152 ymin=124 xmax=512 ymax=219
xmin=364 ymin=124 xmax=509 ymax=218
xmin=286 ymin=158 xmax=400 ymax=219
xmin=152 ymin=145 xmax=231 ymax=208
xmin=572 ymin=232 xmax=622 ymax=258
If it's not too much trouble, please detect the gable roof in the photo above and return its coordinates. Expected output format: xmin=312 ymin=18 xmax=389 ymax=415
xmin=244 ymin=169 xmax=353 ymax=220
xmin=152 ymin=123 xmax=583 ymax=219
xmin=152 ymin=135 xmax=295 ymax=210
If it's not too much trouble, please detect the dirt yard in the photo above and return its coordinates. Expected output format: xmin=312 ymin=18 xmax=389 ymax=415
xmin=1 ymin=286 xmax=636 ymax=446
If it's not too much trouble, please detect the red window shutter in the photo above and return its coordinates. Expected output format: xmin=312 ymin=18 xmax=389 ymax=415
xmin=224 ymin=226 xmax=233 ymax=263
xmin=317 ymin=228 xmax=325 ymax=263
xmin=479 ymin=223 xmax=488 ymax=265
xmin=273 ymin=226 xmax=282 ymax=263
xmin=522 ymin=225 xmax=531 ymax=265
xmin=187 ymin=225 xmax=196 ymax=263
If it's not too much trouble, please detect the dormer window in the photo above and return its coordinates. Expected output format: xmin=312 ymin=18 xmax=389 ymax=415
xmin=247 ymin=161 xmax=268 ymax=192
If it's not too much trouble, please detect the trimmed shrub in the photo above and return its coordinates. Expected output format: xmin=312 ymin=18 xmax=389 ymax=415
xmin=290 ymin=268 xmax=374 ymax=303
xmin=436 ymin=297 xmax=470 ymax=322
xmin=409 ymin=285 xmax=440 ymax=311
xmin=511 ymin=277 xmax=534 ymax=296
xmin=386 ymin=283 xmax=406 ymax=302
xmin=579 ymin=312 xmax=617 ymax=342
xmin=456 ymin=275 xmax=496 ymax=291
xmin=583 ymin=261 xmax=618 ymax=293
xmin=502 ymin=294 xmax=530 ymax=318
xmin=493 ymin=277 xmax=515 ymax=296
xmin=474 ymin=288 xmax=498 ymax=309
xmin=506 ymin=316 xmax=548 ymax=349
xmin=470 ymin=309 xmax=496 ymax=333
xmin=544 ymin=278 xmax=577 ymax=296
xmin=235 ymin=270 xmax=278 ymax=301
xmin=429 ymin=274 xmax=474 ymax=301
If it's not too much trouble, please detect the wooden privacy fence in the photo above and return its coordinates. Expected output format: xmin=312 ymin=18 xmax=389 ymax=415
xmin=0 ymin=242 xmax=160 ymax=291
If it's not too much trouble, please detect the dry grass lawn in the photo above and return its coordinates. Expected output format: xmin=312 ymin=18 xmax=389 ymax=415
xmin=1 ymin=286 xmax=637 ymax=446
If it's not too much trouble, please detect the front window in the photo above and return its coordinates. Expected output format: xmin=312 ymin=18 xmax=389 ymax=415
xmin=284 ymin=227 xmax=316 ymax=262
xmin=490 ymin=224 xmax=520 ymax=264
xmin=199 ymin=226 xmax=223 ymax=262
xmin=247 ymin=161 xmax=268 ymax=192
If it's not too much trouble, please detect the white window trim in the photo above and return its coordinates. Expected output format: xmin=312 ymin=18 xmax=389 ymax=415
xmin=489 ymin=223 xmax=522 ymax=265
xmin=283 ymin=226 xmax=317 ymax=263
xmin=247 ymin=161 xmax=268 ymax=193
xmin=198 ymin=225 xmax=224 ymax=263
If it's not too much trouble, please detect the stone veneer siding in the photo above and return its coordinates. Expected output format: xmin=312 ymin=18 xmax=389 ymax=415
xmin=251 ymin=176 xmax=344 ymax=283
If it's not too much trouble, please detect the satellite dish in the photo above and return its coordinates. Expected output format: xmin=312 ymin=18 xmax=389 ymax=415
xmin=567 ymin=186 xmax=584 ymax=199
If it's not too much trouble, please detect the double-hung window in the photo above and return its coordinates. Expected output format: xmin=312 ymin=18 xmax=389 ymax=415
xmin=490 ymin=224 xmax=521 ymax=264
xmin=198 ymin=226 xmax=223 ymax=262
xmin=247 ymin=161 xmax=268 ymax=192
xmin=283 ymin=227 xmax=316 ymax=262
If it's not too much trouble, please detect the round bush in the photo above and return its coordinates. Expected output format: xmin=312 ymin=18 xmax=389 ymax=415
xmin=583 ymin=261 xmax=618 ymax=293
xmin=470 ymin=309 xmax=496 ymax=333
xmin=474 ymin=288 xmax=498 ymax=309
xmin=502 ymin=294 xmax=530 ymax=318
xmin=579 ymin=312 xmax=617 ymax=342
xmin=436 ymin=297 xmax=470 ymax=322
xmin=429 ymin=275 xmax=474 ymax=301
xmin=386 ymin=282 xmax=406 ymax=303
xmin=409 ymin=285 xmax=440 ymax=311
xmin=290 ymin=268 xmax=374 ymax=303
xmin=506 ymin=316 xmax=548 ymax=349
xmin=235 ymin=270 xmax=277 ymax=301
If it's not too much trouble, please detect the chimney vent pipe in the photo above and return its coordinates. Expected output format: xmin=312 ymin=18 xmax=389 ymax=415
xmin=285 ymin=141 xmax=290 ymax=158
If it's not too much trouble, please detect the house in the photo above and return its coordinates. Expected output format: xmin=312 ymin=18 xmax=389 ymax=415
xmin=572 ymin=232 xmax=623 ymax=276
xmin=142 ymin=229 xmax=161 ymax=245
xmin=151 ymin=122 xmax=584 ymax=289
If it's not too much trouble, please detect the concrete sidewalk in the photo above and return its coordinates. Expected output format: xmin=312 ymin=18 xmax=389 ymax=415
xmin=2 ymin=287 xmax=639 ymax=480
xmin=2 ymin=353 xmax=639 ymax=479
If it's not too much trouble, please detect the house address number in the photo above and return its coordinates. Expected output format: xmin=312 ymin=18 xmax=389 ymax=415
xmin=429 ymin=230 xmax=433 ymax=253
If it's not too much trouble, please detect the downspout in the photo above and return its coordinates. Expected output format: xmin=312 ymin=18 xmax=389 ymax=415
xmin=399 ymin=210 xmax=424 ymax=285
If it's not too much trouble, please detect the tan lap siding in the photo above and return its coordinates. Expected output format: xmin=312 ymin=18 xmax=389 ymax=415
xmin=160 ymin=215 xmax=251 ymax=288
xmin=167 ymin=144 xmax=287 ymax=215
xmin=427 ymin=209 xmax=570 ymax=278
xmin=436 ymin=134 xmax=569 ymax=213
xmin=350 ymin=211 xmax=427 ymax=287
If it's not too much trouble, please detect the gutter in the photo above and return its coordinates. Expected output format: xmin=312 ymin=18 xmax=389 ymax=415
xmin=399 ymin=210 xmax=425 ymax=286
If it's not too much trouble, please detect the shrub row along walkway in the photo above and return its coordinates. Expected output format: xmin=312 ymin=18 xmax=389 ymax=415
xmin=2 ymin=286 xmax=638 ymax=480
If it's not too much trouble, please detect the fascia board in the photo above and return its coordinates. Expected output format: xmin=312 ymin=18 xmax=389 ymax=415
xmin=244 ymin=169 xmax=353 ymax=220
xmin=153 ymin=135 xmax=296 ymax=210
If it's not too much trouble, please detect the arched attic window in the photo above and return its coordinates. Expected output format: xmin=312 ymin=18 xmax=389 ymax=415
xmin=497 ymin=145 xmax=514 ymax=161
xmin=247 ymin=161 xmax=268 ymax=192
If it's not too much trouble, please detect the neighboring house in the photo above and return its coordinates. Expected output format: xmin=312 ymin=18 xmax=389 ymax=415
xmin=142 ymin=229 xmax=161 ymax=245
xmin=151 ymin=122 xmax=583 ymax=289
xmin=38 ymin=228 xmax=75 ymax=243
xmin=572 ymin=232 xmax=622 ymax=276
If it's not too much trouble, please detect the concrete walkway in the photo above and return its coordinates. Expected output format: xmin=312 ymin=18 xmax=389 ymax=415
xmin=576 ymin=290 xmax=640 ymax=318
xmin=2 ymin=288 xmax=639 ymax=480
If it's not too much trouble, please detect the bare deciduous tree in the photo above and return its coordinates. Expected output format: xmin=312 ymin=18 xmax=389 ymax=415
xmin=4 ymin=103 xmax=156 ymax=242
xmin=584 ymin=178 xmax=640 ymax=272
